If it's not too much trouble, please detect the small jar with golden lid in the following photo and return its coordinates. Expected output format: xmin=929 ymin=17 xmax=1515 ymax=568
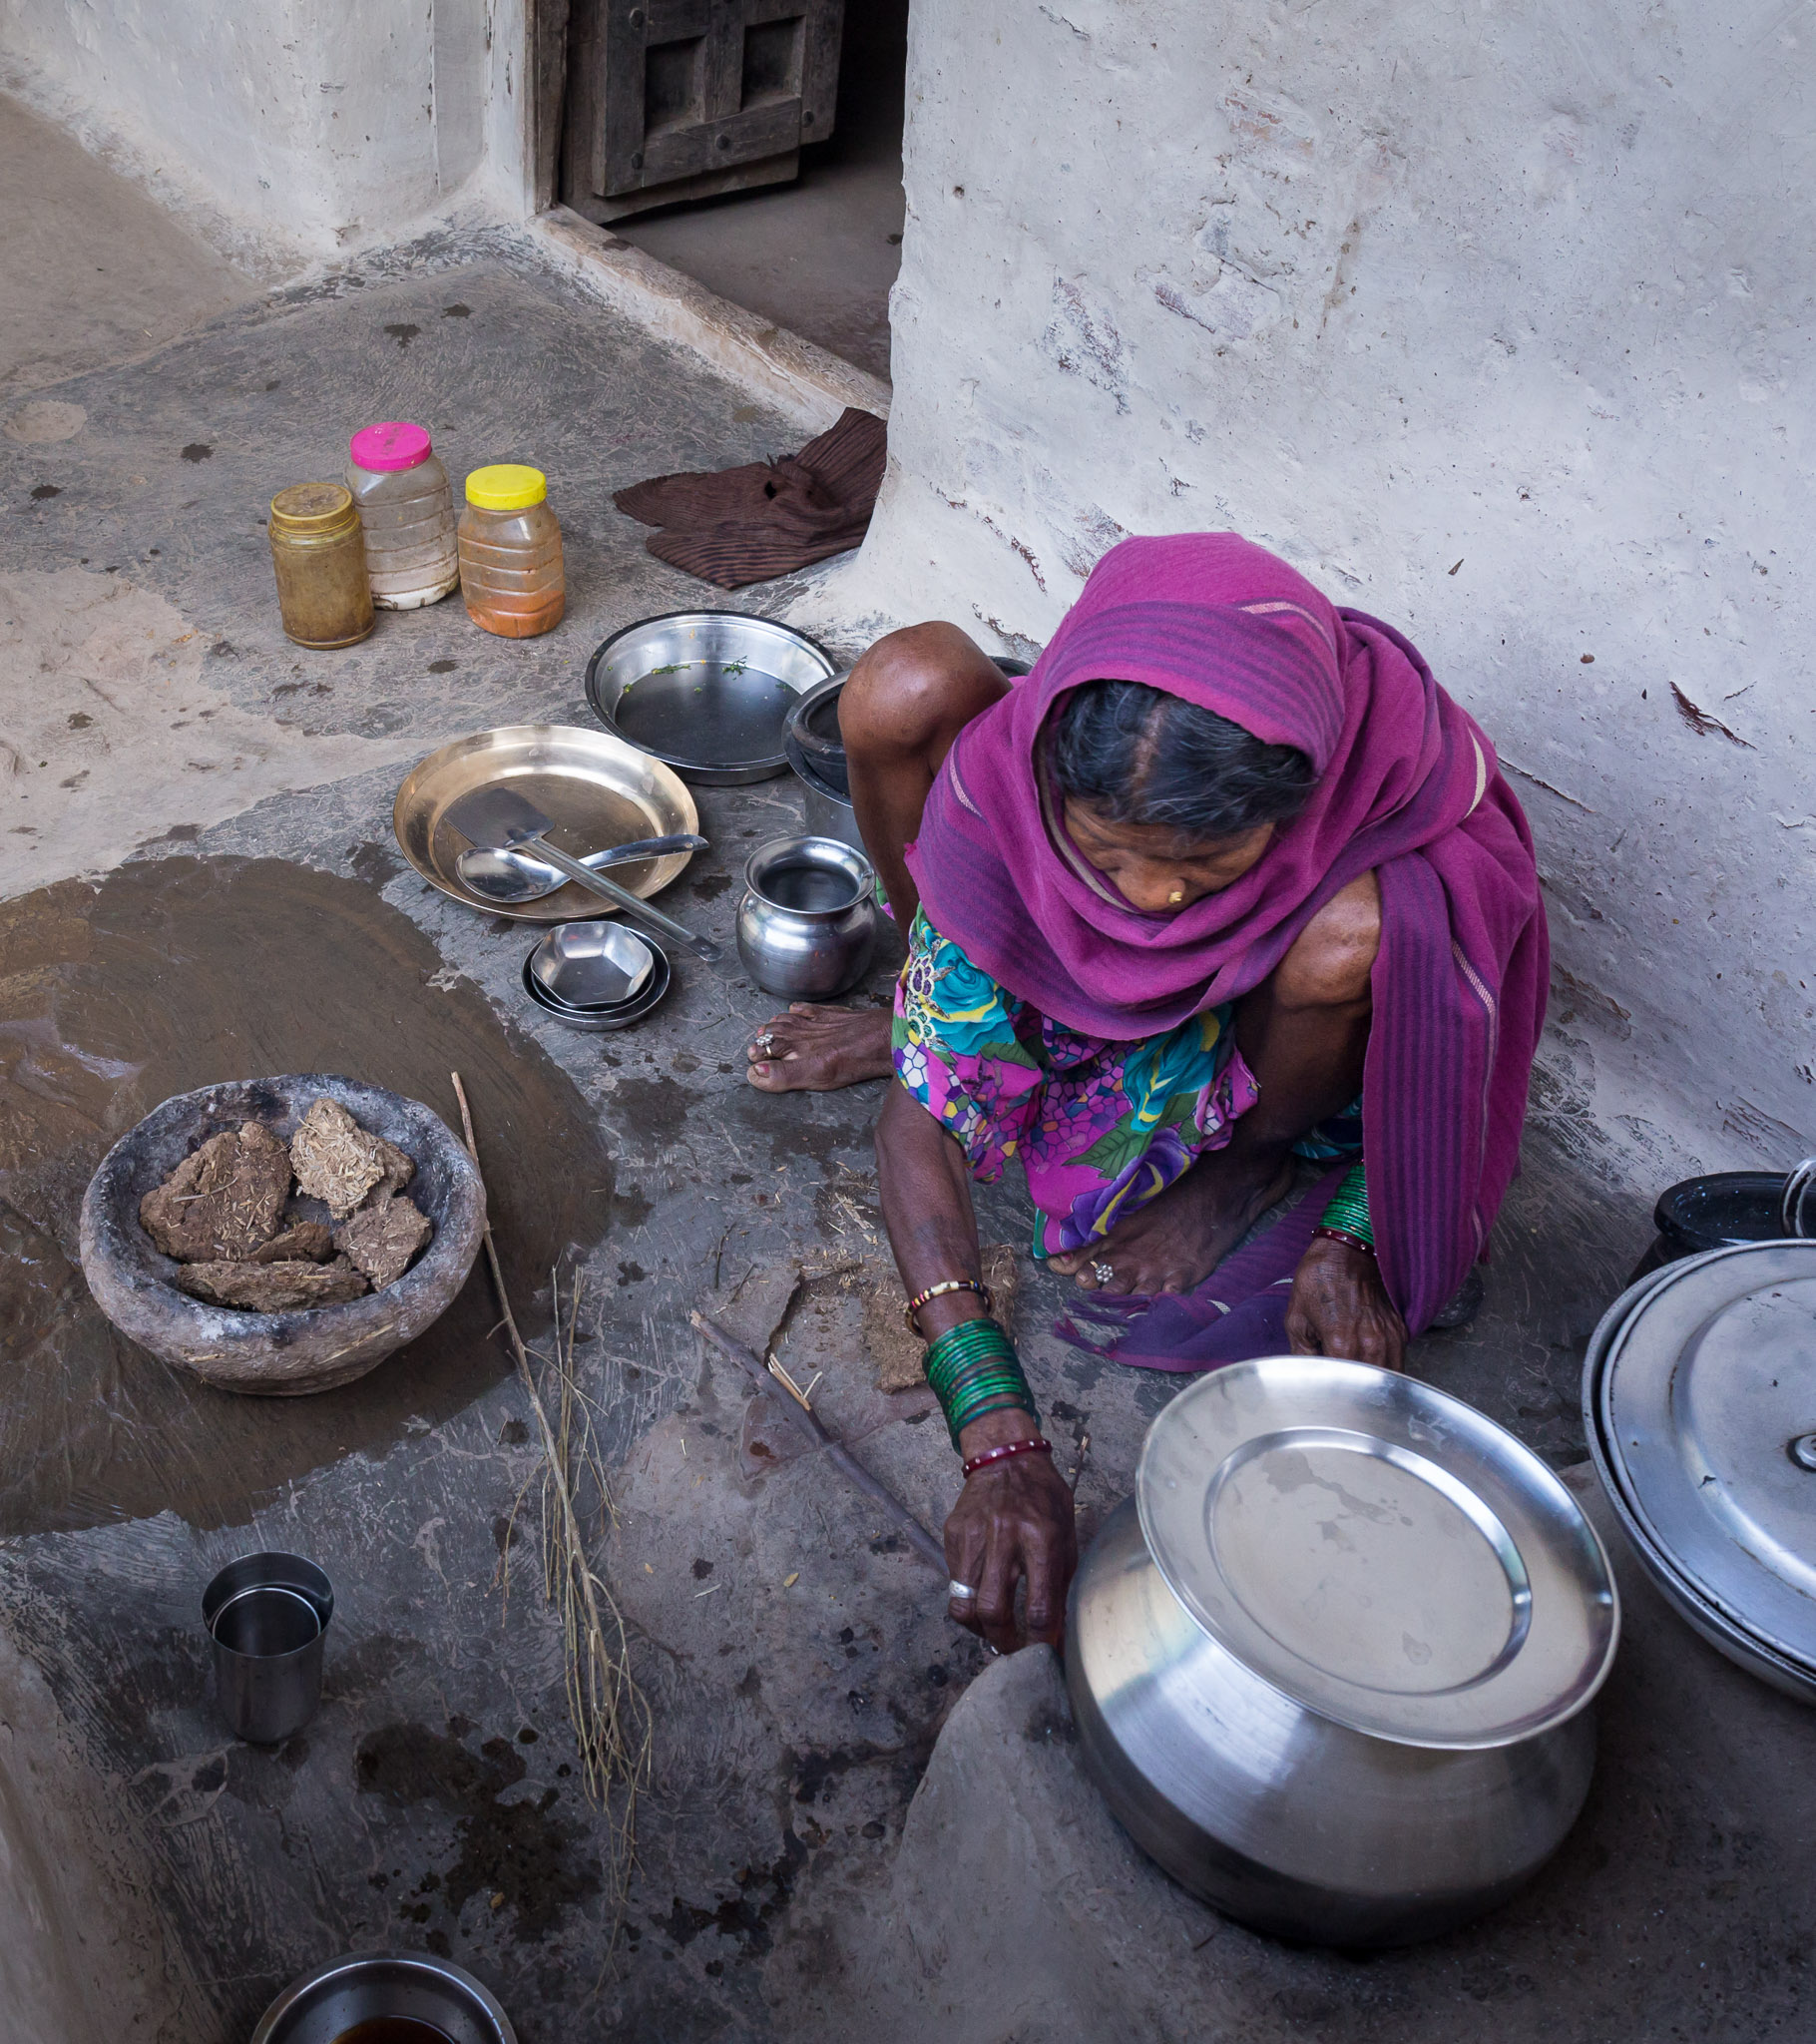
xmin=458 ymin=463 xmax=565 ymax=639
xmin=268 ymin=482 xmax=375 ymax=649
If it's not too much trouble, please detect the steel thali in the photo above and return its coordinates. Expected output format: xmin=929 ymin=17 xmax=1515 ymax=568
xmin=392 ymin=725 xmax=699 ymax=924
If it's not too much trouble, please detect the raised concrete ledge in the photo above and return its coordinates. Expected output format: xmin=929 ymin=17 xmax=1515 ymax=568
xmin=531 ymin=204 xmax=892 ymax=435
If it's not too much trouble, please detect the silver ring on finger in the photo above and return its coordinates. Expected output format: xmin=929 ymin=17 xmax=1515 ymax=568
xmin=948 ymin=1579 xmax=977 ymax=1601
xmin=1092 ymin=1260 xmax=1115 ymax=1283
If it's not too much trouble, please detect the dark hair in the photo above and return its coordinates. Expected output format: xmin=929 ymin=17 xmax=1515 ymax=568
xmin=1052 ymin=679 xmax=1316 ymax=840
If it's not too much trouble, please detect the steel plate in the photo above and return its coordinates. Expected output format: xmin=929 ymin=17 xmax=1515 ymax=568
xmin=586 ymin=611 xmax=837 ymax=784
xmin=1137 ymin=1357 xmax=1618 ymax=1749
xmin=392 ymin=725 xmax=698 ymax=923
xmin=1594 ymin=1239 xmax=1816 ymax=1674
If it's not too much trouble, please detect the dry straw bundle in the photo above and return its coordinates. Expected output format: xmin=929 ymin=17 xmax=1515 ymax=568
xmin=451 ymin=1073 xmax=650 ymax=1915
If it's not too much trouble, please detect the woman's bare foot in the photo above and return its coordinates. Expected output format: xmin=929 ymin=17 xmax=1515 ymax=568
xmin=1048 ymin=1150 xmax=1295 ymax=1295
xmin=746 ymin=1004 xmax=893 ymax=1092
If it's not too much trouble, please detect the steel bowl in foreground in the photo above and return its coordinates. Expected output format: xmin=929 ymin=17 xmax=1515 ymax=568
xmin=250 ymin=1950 xmax=515 ymax=2044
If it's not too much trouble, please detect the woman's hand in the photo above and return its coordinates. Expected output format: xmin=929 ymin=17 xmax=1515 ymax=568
xmin=1285 ymin=1235 xmax=1408 ymax=1370
xmin=943 ymin=1409 xmax=1078 ymax=1654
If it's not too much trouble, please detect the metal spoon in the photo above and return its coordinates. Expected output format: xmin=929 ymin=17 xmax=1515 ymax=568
xmin=443 ymin=785 xmax=720 ymax=963
xmin=456 ymin=831 xmax=708 ymax=905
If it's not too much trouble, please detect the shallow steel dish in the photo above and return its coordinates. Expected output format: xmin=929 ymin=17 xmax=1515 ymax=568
xmin=587 ymin=611 xmax=836 ymax=784
xmin=1067 ymin=1357 xmax=1617 ymax=1946
xmin=1137 ymin=1355 xmax=1617 ymax=1748
xmin=520 ymin=947 xmax=672 ymax=1033
xmin=529 ymin=919 xmax=657 ymax=1006
xmin=250 ymin=1950 xmax=515 ymax=2044
xmin=393 ymin=726 xmax=698 ymax=924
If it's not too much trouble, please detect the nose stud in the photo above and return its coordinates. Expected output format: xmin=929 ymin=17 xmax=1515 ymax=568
xmin=1167 ymin=887 xmax=1184 ymax=905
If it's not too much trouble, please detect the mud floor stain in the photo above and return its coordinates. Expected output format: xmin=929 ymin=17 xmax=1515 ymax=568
xmin=356 ymin=1722 xmax=601 ymax=1941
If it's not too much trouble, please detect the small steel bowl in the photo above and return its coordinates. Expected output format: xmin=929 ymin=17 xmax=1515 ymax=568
xmin=520 ymin=948 xmax=672 ymax=1032
xmin=528 ymin=920 xmax=659 ymax=1007
xmin=250 ymin=1950 xmax=515 ymax=2044
xmin=586 ymin=611 xmax=837 ymax=784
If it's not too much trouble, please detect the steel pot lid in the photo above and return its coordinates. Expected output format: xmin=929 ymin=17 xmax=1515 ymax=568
xmin=1137 ymin=1357 xmax=1619 ymax=1749
xmin=1595 ymin=1239 xmax=1816 ymax=1672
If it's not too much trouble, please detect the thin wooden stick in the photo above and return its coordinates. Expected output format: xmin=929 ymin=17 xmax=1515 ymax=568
xmin=451 ymin=1073 xmax=648 ymax=1888
xmin=690 ymin=1309 xmax=948 ymax=1574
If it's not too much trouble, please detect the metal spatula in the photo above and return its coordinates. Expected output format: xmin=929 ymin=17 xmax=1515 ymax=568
xmin=444 ymin=785 xmax=721 ymax=963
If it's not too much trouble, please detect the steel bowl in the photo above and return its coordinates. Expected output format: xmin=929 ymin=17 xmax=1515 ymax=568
xmin=1067 ymin=1357 xmax=1617 ymax=1947
xmin=587 ymin=611 xmax=837 ymax=784
xmin=788 ymin=746 xmax=866 ymax=856
xmin=735 ymin=834 xmax=877 ymax=1000
xmin=520 ymin=947 xmax=672 ymax=1033
xmin=528 ymin=919 xmax=658 ymax=1007
xmin=250 ymin=1950 xmax=515 ymax=2044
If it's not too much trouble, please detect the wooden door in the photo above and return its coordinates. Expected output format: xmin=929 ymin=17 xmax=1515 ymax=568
xmin=564 ymin=0 xmax=844 ymax=223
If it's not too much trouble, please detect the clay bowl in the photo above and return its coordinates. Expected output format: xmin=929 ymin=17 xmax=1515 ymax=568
xmin=79 ymin=1074 xmax=486 ymax=1396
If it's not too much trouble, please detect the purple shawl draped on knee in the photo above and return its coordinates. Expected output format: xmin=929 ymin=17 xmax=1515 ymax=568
xmin=903 ymin=533 xmax=1548 ymax=1364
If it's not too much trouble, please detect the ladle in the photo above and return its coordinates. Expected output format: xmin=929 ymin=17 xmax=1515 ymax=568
xmin=443 ymin=786 xmax=720 ymax=962
xmin=455 ymin=831 xmax=706 ymax=904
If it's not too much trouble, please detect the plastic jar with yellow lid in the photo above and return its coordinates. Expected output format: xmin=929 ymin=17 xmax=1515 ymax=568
xmin=268 ymin=482 xmax=375 ymax=649
xmin=458 ymin=463 xmax=565 ymax=639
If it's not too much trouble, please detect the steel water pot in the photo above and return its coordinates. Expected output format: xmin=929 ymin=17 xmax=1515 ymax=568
xmin=735 ymin=834 xmax=877 ymax=1000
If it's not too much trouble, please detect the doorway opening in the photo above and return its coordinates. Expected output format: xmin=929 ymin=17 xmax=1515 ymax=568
xmin=559 ymin=1 xmax=908 ymax=382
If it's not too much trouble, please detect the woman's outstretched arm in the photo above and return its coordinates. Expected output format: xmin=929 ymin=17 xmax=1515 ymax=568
xmin=875 ymin=1083 xmax=1077 ymax=1653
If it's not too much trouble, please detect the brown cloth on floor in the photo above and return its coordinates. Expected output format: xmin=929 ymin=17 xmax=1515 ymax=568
xmin=614 ymin=407 xmax=886 ymax=590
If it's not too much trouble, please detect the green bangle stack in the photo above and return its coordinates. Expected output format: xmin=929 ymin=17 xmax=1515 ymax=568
xmin=1319 ymin=1163 xmax=1373 ymax=1247
xmin=923 ymin=1316 xmax=1040 ymax=1451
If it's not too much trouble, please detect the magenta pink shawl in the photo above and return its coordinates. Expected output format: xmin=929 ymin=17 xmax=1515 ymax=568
xmin=905 ymin=533 xmax=1548 ymax=1338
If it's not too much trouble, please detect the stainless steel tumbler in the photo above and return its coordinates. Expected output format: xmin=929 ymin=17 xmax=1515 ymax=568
xmin=203 ymin=1552 xmax=333 ymax=1744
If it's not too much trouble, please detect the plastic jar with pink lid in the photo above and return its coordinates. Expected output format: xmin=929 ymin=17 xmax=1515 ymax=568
xmin=346 ymin=421 xmax=459 ymax=610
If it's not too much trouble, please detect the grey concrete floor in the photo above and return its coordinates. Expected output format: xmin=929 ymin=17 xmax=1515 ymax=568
xmin=610 ymin=0 xmax=908 ymax=381
xmin=0 ymin=101 xmax=1804 ymax=2044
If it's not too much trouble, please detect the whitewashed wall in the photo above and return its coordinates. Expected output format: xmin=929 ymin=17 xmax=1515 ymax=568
xmin=0 ymin=0 xmax=515 ymax=259
xmin=833 ymin=0 xmax=1816 ymax=1166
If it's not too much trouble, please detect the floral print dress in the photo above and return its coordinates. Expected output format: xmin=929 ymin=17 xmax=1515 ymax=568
xmin=892 ymin=909 xmax=1262 ymax=1259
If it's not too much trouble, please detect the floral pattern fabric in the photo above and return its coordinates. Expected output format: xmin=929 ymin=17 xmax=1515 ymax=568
xmin=892 ymin=909 xmax=1260 ymax=1258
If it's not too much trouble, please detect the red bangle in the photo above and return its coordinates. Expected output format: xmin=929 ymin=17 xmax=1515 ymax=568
xmin=1313 ymin=1224 xmax=1376 ymax=1258
xmin=961 ymin=1436 xmax=1053 ymax=1478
